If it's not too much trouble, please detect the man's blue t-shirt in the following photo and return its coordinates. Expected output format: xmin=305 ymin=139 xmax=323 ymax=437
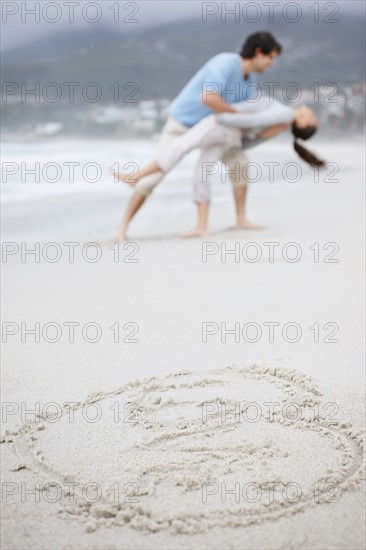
xmin=169 ymin=52 xmax=256 ymax=128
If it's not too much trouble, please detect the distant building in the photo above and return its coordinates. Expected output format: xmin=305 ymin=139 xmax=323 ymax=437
xmin=91 ymin=106 xmax=136 ymax=124
xmin=34 ymin=122 xmax=63 ymax=136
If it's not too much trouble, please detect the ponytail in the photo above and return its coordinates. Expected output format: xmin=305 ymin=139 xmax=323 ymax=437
xmin=291 ymin=122 xmax=326 ymax=168
xmin=293 ymin=139 xmax=325 ymax=168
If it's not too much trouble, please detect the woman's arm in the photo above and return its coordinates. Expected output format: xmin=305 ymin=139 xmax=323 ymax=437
xmin=216 ymin=98 xmax=295 ymax=129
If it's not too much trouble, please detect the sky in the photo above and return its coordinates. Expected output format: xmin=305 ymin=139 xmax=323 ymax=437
xmin=1 ymin=0 xmax=365 ymax=52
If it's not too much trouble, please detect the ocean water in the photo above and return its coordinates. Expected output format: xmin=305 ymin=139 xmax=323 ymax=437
xmin=1 ymin=138 xmax=311 ymax=242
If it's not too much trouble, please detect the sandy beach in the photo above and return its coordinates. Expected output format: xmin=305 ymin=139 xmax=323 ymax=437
xmin=1 ymin=140 xmax=365 ymax=549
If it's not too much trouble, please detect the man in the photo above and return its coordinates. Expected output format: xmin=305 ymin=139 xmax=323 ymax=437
xmin=117 ymin=32 xmax=282 ymax=239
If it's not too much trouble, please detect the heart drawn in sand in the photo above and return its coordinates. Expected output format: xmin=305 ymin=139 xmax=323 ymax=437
xmin=6 ymin=366 xmax=365 ymax=534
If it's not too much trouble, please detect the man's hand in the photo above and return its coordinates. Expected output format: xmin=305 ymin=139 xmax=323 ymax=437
xmin=256 ymin=123 xmax=290 ymax=139
xmin=201 ymin=92 xmax=239 ymax=114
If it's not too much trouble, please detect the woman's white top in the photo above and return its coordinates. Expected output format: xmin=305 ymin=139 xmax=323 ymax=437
xmin=216 ymin=96 xmax=295 ymax=149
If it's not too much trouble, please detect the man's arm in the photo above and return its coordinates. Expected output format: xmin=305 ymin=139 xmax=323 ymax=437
xmin=201 ymin=91 xmax=239 ymax=113
xmin=200 ymin=57 xmax=243 ymax=114
xmin=241 ymin=123 xmax=291 ymax=150
xmin=256 ymin=123 xmax=291 ymax=139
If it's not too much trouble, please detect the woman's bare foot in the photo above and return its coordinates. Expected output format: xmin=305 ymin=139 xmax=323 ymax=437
xmin=110 ymin=169 xmax=139 ymax=187
xmin=235 ymin=219 xmax=265 ymax=230
xmin=181 ymin=227 xmax=209 ymax=238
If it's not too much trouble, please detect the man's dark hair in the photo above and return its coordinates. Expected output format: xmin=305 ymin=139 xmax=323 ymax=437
xmin=240 ymin=32 xmax=282 ymax=58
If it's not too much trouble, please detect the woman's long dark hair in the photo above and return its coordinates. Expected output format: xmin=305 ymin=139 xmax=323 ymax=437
xmin=291 ymin=122 xmax=326 ymax=168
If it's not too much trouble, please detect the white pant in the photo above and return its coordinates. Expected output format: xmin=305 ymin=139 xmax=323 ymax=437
xmin=155 ymin=115 xmax=245 ymax=202
xmin=135 ymin=115 xmax=248 ymax=202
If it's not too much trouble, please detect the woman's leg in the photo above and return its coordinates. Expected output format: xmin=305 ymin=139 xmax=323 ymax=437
xmin=116 ymin=117 xmax=188 ymax=239
xmin=111 ymin=115 xmax=222 ymax=187
xmin=182 ymin=202 xmax=210 ymax=238
xmin=113 ymin=116 xmax=242 ymax=189
xmin=111 ymin=162 xmax=161 ymax=186
xmin=182 ymin=143 xmax=229 ymax=238
xmin=155 ymin=115 xmax=228 ymax=172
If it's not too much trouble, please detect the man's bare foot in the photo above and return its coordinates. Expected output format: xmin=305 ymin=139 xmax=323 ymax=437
xmin=181 ymin=227 xmax=209 ymax=238
xmin=235 ymin=220 xmax=265 ymax=230
xmin=113 ymin=232 xmax=126 ymax=242
xmin=110 ymin=169 xmax=139 ymax=188
xmin=112 ymin=225 xmax=128 ymax=241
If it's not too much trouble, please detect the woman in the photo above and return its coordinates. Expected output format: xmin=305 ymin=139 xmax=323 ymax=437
xmin=112 ymin=97 xmax=325 ymax=236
